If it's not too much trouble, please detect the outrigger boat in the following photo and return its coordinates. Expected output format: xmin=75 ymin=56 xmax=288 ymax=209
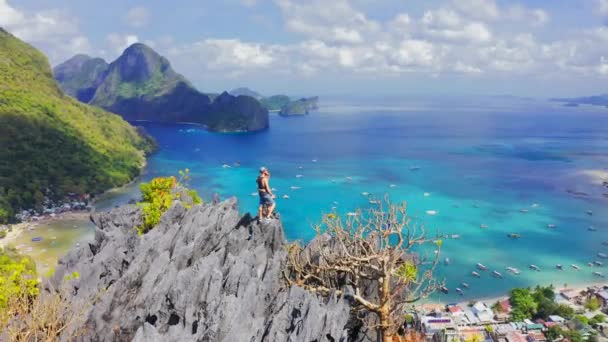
xmin=477 ymin=263 xmax=488 ymax=271
xmin=480 ymin=224 xmax=489 ymax=229
xmin=594 ymin=271 xmax=604 ymax=277
xmin=506 ymin=267 xmax=521 ymax=275
xmin=471 ymin=271 xmax=481 ymax=278
xmin=571 ymin=264 xmax=580 ymax=270
xmin=594 ymin=261 xmax=604 ymax=266
xmin=492 ymin=270 xmax=503 ymax=278
xmin=598 ymin=253 xmax=608 ymax=259
xmin=440 ymin=286 xmax=449 ymax=294
xmin=456 ymin=288 xmax=464 ymax=296
xmin=547 ymin=224 xmax=557 ymax=229
xmin=461 ymin=282 xmax=470 ymax=289
xmin=529 ymin=264 xmax=541 ymax=271
xmin=520 ymin=209 xmax=529 ymax=213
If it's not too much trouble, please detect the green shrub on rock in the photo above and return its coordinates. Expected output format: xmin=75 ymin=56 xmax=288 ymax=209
xmin=136 ymin=170 xmax=202 ymax=235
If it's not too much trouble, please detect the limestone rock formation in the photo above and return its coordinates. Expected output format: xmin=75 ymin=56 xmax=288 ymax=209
xmin=49 ymin=199 xmax=353 ymax=341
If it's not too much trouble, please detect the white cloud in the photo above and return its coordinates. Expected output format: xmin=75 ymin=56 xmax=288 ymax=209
xmin=598 ymin=0 xmax=608 ymax=15
xmin=106 ymin=33 xmax=139 ymax=56
xmin=451 ymin=0 xmax=499 ymax=21
xmin=0 ymin=0 xmax=91 ymax=64
xmin=124 ymin=6 xmax=150 ymax=28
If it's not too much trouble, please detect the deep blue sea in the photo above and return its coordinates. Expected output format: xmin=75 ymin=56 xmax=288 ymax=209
xmin=94 ymin=96 xmax=608 ymax=302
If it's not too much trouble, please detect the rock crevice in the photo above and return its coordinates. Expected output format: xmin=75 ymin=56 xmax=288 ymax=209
xmin=50 ymin=198 xmax=353 ymax=342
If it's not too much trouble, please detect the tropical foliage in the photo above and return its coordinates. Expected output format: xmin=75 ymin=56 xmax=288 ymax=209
xmin=0 ymin=28 xmax=155 ymax=223
xmin=0 ymin=247 xmax=38 ymax=309
xmin=509 ymin=285 xmax=574 ymax=321
xmin=136 ymin=170 xmax=202 ymax=234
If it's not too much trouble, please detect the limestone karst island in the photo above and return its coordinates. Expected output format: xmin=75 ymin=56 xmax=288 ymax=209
xmin=1 ymin=1 xmax=608 ymax=341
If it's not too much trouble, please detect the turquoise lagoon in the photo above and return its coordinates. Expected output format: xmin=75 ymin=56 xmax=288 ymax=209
xmin=38 ymin=97 xmax=608 ymax=301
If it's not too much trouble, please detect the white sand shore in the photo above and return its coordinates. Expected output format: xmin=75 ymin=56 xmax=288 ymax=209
xmin=0 ymin=211 xmax=90 ymax=248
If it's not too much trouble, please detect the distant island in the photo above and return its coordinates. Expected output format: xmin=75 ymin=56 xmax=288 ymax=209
xmin=551 ymin=94 xmax=608 ymax=108
xmin=229 ymin=87 xmax=319 ymax=116
xmin=278 ymin=96 xmax=319 ymax=116
xmin=54 ymin=44 xmax=269 ymax=132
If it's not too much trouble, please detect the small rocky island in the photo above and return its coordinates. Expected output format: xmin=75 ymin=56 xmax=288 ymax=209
xmin=54 ymin=45 xmax=269 ymax=132
xmin=278 ymin=96 xmax=319 ymax=116
xmin=48 ymin=199 xmax=358 ymax=341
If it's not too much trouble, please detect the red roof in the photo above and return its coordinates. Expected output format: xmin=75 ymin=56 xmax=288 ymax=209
xmin=543 ymin=322 xmax=557 ymax=328
xmin=448 ymin=306 xmax=463 ymax=313
xmin=500 ymin=299 xmax=512 ymax=312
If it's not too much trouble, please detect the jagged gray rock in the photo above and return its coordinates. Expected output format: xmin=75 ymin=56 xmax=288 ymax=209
xmin=49 ymin=198 xmax=353 ymax=342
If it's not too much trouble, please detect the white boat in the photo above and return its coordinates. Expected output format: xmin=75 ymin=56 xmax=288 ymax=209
xmin=547 ymin=224 xmax=556 ymax=229
xmin=290 ymin=186 xmax=301 ymax=190
xmin=480 ymin=224 xmax=489 ymax=229
xmin=461 ymin=282 xmax=470 ymax=289
xmin=520 ymin=209 xmax=529 ymax=213
xmin=529 ymin=265 xmax=541 ymax=271
xmin=369 ymin=200 xmax=380 ymax=205
xmin=347 ymin=212 xmax=358 ymax=217
xmin=587 ymin=210 xmax=593 ymax=216
xmin=477 ymin=263 xmax=488 ymax=271
xmin=295 ymin=174 xmax=303 ymax=178
xmin=389 ymin=184 xmax=397 ymax=188
xmin=589 ymin=226 xmax=598 ymax=231
xmin=222 ymin=164 xmax=231 ymax=168
xmin=440 ymin=286 xmax=449 ymax=294
xmin=571 ymin=264 xmax=580 ymax=270
xmin=594 ymin=261 xmax=604 ymax=266
xmin=594 ymin=271 xmax=604 ymax=277
xmin=361 ymin=192 xmax=370 ymax=196
xmin=451 ymin=234 xmax=461 ymax=239
xmin=556 ymin=264 xmax=563 ymax=270
xmin=282 ymin=195 xmax=290 ymax=199
xmin=471 ymin=271 xmax=481 ymax=278
xmin=423 ymin=192 xmax=431 ymax=197
xmin=444 ymin=258 xmax=451 ymax=265
xmin=251 ymin=192 xmax=258 ymax=196
xmin=531 ymin=203 xmax=539 ymax=208
xmin=456 ymin=288 xmax=464 ymax=296
xmin=506 ymin=267 xmax=521 ymax=275
xmin=312 ymin=159 xmax=318 ymax=163
xmin=492 ymin=271 xmax=503 ymax=278
xmin=598 ymin=253 xmax=608 ymax=259
xmin=426 ymin=210 xmax=438 ymax=216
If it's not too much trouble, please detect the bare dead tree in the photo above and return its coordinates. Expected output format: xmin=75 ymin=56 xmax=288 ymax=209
xmin=284 ymin=197 xmax=443 ymax=342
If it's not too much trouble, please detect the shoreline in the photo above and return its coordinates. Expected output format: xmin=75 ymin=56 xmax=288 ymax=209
xmin=0 ymin=211 xmax=91 ymax=248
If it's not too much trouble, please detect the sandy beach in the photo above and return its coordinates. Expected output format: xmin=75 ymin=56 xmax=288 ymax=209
xmin=0 ymin=211 xmax=91 ymax=248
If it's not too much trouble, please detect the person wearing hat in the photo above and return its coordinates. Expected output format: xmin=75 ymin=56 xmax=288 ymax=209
xmin=257 ymin=167 xmax=276 ymax=221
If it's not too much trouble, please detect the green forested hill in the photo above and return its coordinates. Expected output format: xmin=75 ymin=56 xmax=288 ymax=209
xmin=0 ymin=28 xmax=154 ymax=223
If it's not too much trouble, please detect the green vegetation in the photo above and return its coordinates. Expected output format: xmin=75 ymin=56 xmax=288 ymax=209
xmin=53 ymin=54 xmax=108 ymax=102
xmin=55 ymin=44 xmax=269 ymax=132
xmin=278 ymin=96 xmax=319 ymax=116
xmin=509 ymin=285 xmax=574 ymax=321
xmin=0 ymin=247 xmax=38 ymax=309
xmin=136 ymin=170 xmax=202 ymax=234
xmin=546 ymin=325 xmax=583 ymax=342
xmin=260 ymin=95 xmax=290 ymax=111
xmin=585 ymin=297 xmax=601 ymax=311
xmin=0 ymin=29 xmax=155 ymax=223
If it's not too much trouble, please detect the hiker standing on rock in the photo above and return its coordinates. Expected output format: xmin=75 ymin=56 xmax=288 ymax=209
xmin=257 ymin=167 xmax=276 ymax=221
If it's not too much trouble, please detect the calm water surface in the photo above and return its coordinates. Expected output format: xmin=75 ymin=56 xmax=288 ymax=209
xmin=22 ymin=97 xmax=608 ymax=301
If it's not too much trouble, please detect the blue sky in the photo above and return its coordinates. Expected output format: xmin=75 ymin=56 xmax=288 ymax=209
xmin=1 ymin=0 xmax=608 ymax=97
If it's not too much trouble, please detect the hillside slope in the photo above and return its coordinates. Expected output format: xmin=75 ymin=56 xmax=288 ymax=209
xmin=0 ymin=28 xmax=154 ymax=222
xmin=55 ymin=44 xmax=269 ymax=132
